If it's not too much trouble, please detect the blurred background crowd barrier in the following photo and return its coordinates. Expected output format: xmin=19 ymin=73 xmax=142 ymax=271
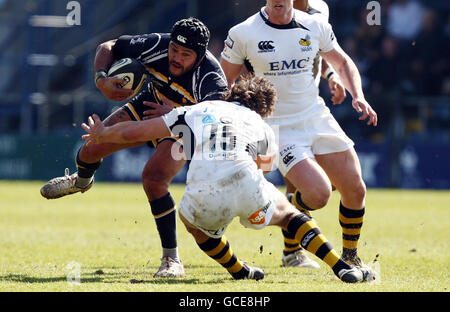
xmin=0 ymin=0 xmax=448 ymax=189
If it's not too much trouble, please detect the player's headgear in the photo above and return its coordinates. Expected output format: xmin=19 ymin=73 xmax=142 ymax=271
xmin=171 ymin=17 xmax=210 ymax=63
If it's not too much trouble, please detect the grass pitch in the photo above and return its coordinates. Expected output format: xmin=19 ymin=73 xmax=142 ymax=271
xmin=0 ymin=181 xmax=449 ymax=292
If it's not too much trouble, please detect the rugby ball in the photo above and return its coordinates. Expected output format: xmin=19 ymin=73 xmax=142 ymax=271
xmin=107 ymin=58 xmax=147 ymax=100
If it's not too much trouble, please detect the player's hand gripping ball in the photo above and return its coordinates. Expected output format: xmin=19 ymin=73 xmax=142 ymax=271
xmin=107 ymin=58 xmax=147 ymax=100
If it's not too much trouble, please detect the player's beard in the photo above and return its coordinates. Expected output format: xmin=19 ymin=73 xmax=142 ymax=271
xmin=169 ymin=60 xmax=194 ymax=77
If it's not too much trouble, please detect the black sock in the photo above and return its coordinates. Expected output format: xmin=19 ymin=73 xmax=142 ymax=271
xmin=150 ymin=193 xmax=177 ymax=249
xmin=75 ymin=149 xmax=102 ymax=179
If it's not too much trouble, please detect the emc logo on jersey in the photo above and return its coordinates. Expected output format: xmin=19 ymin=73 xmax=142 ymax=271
xmin=258 ymin=40 xmax=275 ymax=53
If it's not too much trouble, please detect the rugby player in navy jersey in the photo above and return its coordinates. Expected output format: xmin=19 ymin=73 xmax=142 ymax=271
xmin=41 ymin=18 xmax=228 ymax=278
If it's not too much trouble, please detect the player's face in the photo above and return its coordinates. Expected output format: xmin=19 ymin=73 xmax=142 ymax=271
xmin=266 ymin=0 xmax=294 ymax=21
xmin=168 ymin=42 xmax=198 ymax=76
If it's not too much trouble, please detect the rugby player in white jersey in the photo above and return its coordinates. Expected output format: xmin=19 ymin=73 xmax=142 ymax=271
xmin=80 ymin=75 xmax=375 ymax=283
xmin=276 ymin=0 xmax=348 ymax=269
xmin=220 ymin=0 xmax=378 ymax=268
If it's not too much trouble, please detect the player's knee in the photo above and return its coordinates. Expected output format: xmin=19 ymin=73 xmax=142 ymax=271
xmin=342 ymin=178 xmax=366 ymax=205
xmin=352 ymin=180 xmax=367 ymax=203
xmin=182 ymin=221 xmax=208 ymax=242
xmin=184 ymin=224 xmax=202 ymax=238
xmin=142 ymin=168 xmax=170 ymax=196
xmin=308 ymin=187 xmax=331 ymax=210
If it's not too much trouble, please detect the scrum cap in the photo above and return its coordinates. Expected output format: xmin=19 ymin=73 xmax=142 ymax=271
xmin=171 ymin=17 xmax=210 ymax=62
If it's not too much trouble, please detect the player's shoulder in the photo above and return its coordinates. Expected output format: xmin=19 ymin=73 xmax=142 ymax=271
xmin=293 ymin=7 xmax=329 ymax=31
xmin=125 ymin=32 xmax=170 ymax=45
xmin=308 ymin=0 xmax=330 ymax=20
xmin=200 ymin=51 xmax=223 ymax=72
xmin=228 ymin=11 xmax=263 ymax=35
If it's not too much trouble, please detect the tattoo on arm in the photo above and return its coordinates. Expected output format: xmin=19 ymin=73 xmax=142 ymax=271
xmin=103 ymin=108 xmax=132 ymax=126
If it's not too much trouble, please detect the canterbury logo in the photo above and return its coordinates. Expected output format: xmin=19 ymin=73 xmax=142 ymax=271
xmin=177 ymin=35 xmax=187 ymax=43
xmin=301 ymin=231 xmax=316 ymax=247
xmin=258 ymin=40 xmax=275 ymax=52
xmin=282 ymin=152 xmax=295 ymax=165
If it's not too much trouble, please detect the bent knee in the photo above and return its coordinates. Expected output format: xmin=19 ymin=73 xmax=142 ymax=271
xmin=142 ymin=169 xmax=171 ymax=186
xmin=307 ymin=188 xmax=331 ymax=210
xmin=142 ymin=173 xmax=170 ymax=196
xmin=341 ymin=178 xmax=366 ymax=206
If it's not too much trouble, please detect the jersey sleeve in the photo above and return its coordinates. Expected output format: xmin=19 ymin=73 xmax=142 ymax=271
xmin=220 ymin=26 xmax=247 ymax=65
xmin=318 ymin=21 xmax=338 ymax=53
xmin=112 ymin=33 xmax=163 ymax=61
xmin=161 ymin=107 xmax=190 ymax=135
xmin=198 ymin=71 xmax=228 ymax=101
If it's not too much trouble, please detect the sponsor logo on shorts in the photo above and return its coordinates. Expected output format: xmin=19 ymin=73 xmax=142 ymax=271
xmin=282 ymin=152 xmax=295 ymax=166
xmin=280 ymin=144 xmax=296 ymax=156
xmin=248 ymin=201 xmax=271 ymax=225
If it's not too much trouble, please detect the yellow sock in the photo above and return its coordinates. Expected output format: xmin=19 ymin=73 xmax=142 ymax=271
xmin=198 ymin=236 xmax=249 ymax=279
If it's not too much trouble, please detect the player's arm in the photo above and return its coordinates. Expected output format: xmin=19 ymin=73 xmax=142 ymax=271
xmin=82 ymin=114 xmax=170 ymax=145
xmin=94 ymin=39 xmax=133 ymax=101
xmin=321 ymin=58 xmax=346 ymax=105
xmin=220 ymin=59 xmax=243 ymax=89
xmin=320 ymin=46 xmax=377 ymax=126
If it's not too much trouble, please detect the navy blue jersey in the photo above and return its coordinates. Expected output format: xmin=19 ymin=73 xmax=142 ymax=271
xmin=112 ymin=33 xmax=228 ymax=120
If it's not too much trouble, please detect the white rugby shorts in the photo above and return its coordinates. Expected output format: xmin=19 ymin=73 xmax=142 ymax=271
xmin=179 ymin=169 xmax=278 ymax=238
xmin=267 ymin=99 xmax=354 ymax=177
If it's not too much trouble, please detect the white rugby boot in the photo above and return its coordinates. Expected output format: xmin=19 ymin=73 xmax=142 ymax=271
xmin=338 ymin=266 xmax=377 ymax=283
xmin=282 ymin=249 xmax=320 ymax=269
xmin=244 ymin=264 xmax=265 ymax=281
xmin=153 ymin=257 xmax=185 ymax=278
xmin=40 ymin=168 xmax=93 ymax=199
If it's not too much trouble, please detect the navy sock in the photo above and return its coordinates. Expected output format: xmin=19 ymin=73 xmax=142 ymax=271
xmin=150 ymin=193 xmax=177 ymax=249
xmin=75 ymin=149 xmax=102 ymax=179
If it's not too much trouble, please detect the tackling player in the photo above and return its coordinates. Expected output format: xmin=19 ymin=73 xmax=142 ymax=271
xmin=81 ymin=74 xmax=376 ymax=283
xmin=220 ymin=0 xmax=378 ymax=268
xmin=40 ymin=18 xmax=228 ymax=278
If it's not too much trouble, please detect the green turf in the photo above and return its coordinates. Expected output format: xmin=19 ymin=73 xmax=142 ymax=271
xmin=0 ymin=181 xmax=449 ymax=292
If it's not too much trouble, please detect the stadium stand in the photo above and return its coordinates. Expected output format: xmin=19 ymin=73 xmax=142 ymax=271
xmin=0 ymin=0 xmax=448 ymax=188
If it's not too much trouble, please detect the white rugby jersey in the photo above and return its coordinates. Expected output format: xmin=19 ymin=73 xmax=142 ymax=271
xmin=305 ymin=0 xmax=330 ymax=86
xmin=221 ymin=6 xmax=337 ymax=119
xmin=161 ymin=100 xmax=277 ymax=184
